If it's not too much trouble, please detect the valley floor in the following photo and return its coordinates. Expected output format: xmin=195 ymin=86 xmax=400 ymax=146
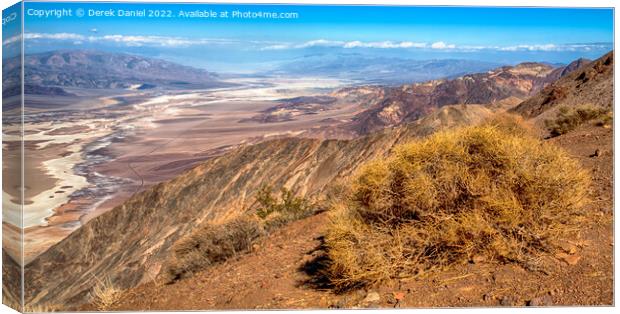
xmin=90 ymin=124 xmax=613 ymax=310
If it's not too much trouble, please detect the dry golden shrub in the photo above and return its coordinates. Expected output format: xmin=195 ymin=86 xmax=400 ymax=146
xmin=325 ymin=118 xmax=590 ymax=290
xmin=545 ymin=105 xmax=611 ymax=136
xmin=90 ymin=277 xmax=122 ymax=311
xmin=3 ymin=290 xmax=22 ymax=312
xmin=480 ymin=112 xmax=535 ymax=137
xmin=161 ymin=216 xmax=263 ymax=283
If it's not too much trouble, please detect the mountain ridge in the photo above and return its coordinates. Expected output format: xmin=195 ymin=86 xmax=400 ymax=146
xmin=2 ymin=50 xmax=230 ymax=92
xmin=512 ymin=52 xmax=611 ymax=120
xmin=304 ymin=57 xmax=590 ymax=137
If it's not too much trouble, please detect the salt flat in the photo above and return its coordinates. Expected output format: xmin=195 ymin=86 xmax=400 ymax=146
xmin=6 ymin=76 xmax=364 ymax=262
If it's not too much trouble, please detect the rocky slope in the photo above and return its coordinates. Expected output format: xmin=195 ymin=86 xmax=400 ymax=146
xmin=511 ymin=52 xmax=612 ymax=126
xmin=2 ymin=250 xmax=21 ymax=309
xmin=307 ymin=59 xmax=588 ymax=137
xmin=111 ymin=122 xmax=613 ymax=308
xmin=110 ymin=130 xmax=613 ymax=308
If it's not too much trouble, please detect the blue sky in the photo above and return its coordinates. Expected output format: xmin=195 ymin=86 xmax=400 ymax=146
xmin=3 ymin=2 xmax=615 ymax=71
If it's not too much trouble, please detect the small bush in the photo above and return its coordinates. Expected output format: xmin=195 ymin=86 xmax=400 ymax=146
xmin=90 ymin=277 xmax=122 ymax=311
xmin=480 ymin=113 xmax=534 ymax=137
xmin=325 ymin=122 xmax=590 ymax=290
xmin=160 ymin=186 xmax=313 ymax=284
xmin=255 ymin=185 xmax=314 ymax=229
xmin=161 ymin=216 xmax=263 ymax=283
xmin=545 ymin=105 xmax=610 ymax=136
xmin=595 ymin=111 xmax=613 ymax=128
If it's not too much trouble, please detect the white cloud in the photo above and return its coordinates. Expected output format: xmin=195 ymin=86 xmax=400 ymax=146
xmin=495 ymin=43 xmax=611 ymax=52
xmin=343 ymin=40 xmax=426 ymax=49
xmin=400 ymin=41 xmax=428 ymax=48
xmin=430 ymin=41 xmax=456 ymax=49
xmin=2 ymin=34 xmax=21 ymax=46
xmin=25 ymin=32 xmax=86 ymax=41
xmin=261 ymin=44 xmax=293 ymax=50
xmin=297 ymin=39 xmax=343 ymax=48
xmin=23 ymin=32 xmax=242 ymax=48
xmin=499 ymin=44 xmax=557 ymax=51
xmin=19 ymin=32 xmax=612 ymax=53
xmin=98 ymin=35 xmax=203 ymax=47
xmin=263 ymin=39 xmax=427 ymax=50
xmin=342 ymin=40 xmax=363 ymax=48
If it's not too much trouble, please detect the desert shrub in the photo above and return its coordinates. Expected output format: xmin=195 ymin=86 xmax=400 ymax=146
xmin=480 ymin=112 xmax=534 ymax=137
xmin=545 ymin=105 xmax=610 ymax=136
xmin=595 ymin=111 xmax=613 ymax=128
xmin=90 ymin=277 xmax=122 ymax=311
xmin=255 ymin=185 xmax=314 ymax=229
xmin=161 ymin=216 xmax=263 ymax=283
xmin=325 ymin=123 xmax=590 ymax=290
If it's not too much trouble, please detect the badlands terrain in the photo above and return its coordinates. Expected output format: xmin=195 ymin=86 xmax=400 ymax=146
xmin=2 ymin=50 xmax=582 ymax=263
xmin=1 ymin=50 xmax=613 ymax=310
xmin=3 ymin=51 xmax=363 ymax=262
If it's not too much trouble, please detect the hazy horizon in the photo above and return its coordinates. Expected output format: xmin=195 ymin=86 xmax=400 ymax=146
xmin=3 ymin=3 xmax=613 ymax=73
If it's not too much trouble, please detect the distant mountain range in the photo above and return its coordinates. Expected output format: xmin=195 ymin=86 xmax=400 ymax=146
xmin=2 ymin=50 xmax=230 ymax=95
xmin=270 ymin=53 xmax=503 ymax=84
xmin=3 ymin=50 xmax=588 ymax=98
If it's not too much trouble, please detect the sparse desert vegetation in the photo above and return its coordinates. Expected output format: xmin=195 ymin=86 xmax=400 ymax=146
xmin=160 ymin=185 xmax=315 ymax=284
xmin=481 ymin=113 xmax=535 ymax=137
xmin=325 ymin=118 xmax=590 ymax=290
xmin=4 ymin=290 xmax=62 ymax=312
xmin=91 ymin=277 xmax=122 ymax=311
xmin=2 ymin=294 xmax=21 ymax=313
xmin=256 ymin=185 xmax=315 ymax=229
xmin=160 ymin=216 xmax=263 ymax=284
xmin=545 ymin=105 xmax=611 ymax=136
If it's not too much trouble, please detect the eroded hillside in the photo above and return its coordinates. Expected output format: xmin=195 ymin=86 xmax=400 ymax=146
xmin=512 ymin=51 xmax=612 ymax=127
xmin=307 ymin=59 xmax=588 ymax=137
